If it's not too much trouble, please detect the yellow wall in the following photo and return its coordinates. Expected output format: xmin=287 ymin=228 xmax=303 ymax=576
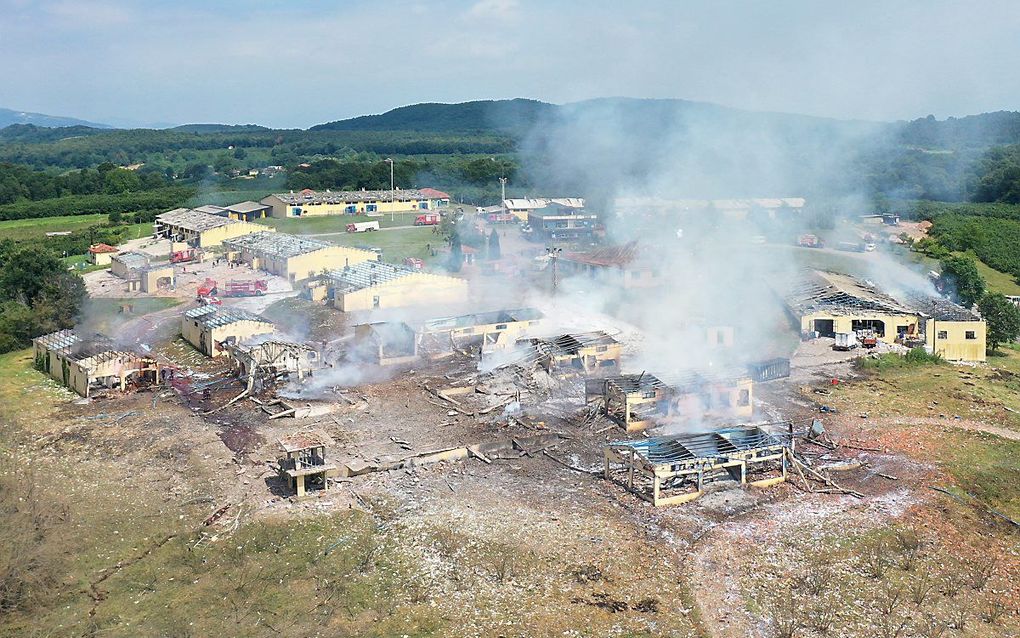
xmin=800 ymin=311 xmax=919 ymax=339
xmin=182 ymin=316 xmax=274 ymax=357
xmin=926 ymin=319 xmax=986 ymax=362
xmin=196 ymin=221 xmax=274 ymax=248
xmin=333 ymin=273 xmax=468 ymax=312
xmin=264 ymin=194 xmax=434 ymax=218
xmin=90 ymin=252 xmax=114 ymax=266
xmin=140 ymin=266 xmax=175 ymax=292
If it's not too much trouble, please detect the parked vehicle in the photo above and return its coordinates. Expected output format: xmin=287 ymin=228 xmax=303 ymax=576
xmin=197 ymin=278 xmax=218 ymax=298
xmin=171 ymin=249 xmax=198 ymax=263
xmin=414 ymin=213 xmax=440 ymax=226
xmin=864 ymin=242 xmax=876 ymax=251
xmin=798 ymin=234 xmax=823 ymax=248
xmin=487 ymin=212 xmax=516 ymax=223
xmin=833 ymin=332 xmax=859 ymax=351
xmin=403 ymin=257 xmax=424 ymax=270
xmin=346 ymin=221 xmax=380 ymax=233
xmin=199 ymin=295 xmax=222 ymax=306
xmin=222 ymin=279 xmax=268 ymax=297
xmin=857 ymin=330 xmax=878 ymax=349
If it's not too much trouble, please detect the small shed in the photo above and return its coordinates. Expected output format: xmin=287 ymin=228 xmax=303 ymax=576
xmin=278 ymin=430 xmax=338 ymax=498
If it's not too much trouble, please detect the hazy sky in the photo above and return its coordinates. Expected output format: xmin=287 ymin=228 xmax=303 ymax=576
xmin=3 ymin=0 xmax=1018 ymax=128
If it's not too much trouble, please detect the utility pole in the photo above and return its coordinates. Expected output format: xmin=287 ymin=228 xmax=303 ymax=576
xmin=385 ymin=158 xmax=394 ymax=222
xmin=499 ymin=176 xmax=507 ymax=218
xmin=546 ymin=246 xmax=562 ymax=295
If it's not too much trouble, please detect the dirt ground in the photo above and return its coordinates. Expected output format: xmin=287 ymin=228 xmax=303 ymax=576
xmin=4 ymin=278 xmax=1019 ymax=636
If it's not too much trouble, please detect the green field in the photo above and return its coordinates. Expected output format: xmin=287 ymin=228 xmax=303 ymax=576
xmin=259 ymin=210 xmax=430 ymax=235
xmin=332 ymin=226 xmax=443 ymax=264
xmin=0 ymin=213 xmax=108 ymax=241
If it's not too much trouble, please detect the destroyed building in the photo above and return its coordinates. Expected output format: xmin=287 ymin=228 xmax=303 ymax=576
xmin=222 ymin=231 xmax=380 ymax=283
xmin=325 ymin=261 xmax=468 ymax=312
xmin=520 ymin=331 xmax=621 ymax=375
xmin=604 ymin=426 xmax=789 ymax=506
xmin=278 ymin=430 xmax=337 ymax=498
xmin=153 ymin=208 xmax=273 ymax=248
xmin=785 ymin=270 xmax=986 ymax=362
xmin=182 ymin=305 xmax=274 ymax=357
xmin=353 ymin=322 xmax=419 ymax=366
xmin=109 ymin=252 xmax=175 ymax=292
xmin=559 ymin=242 xmax=660 ymax=289
xmin=32 ymin=329 xmax=161 ymax=398
xmin=418 ymin=307 xmax=544 ymax=358
xmin=110 ymin=251 xmax=150 ymax=279
xmin=226 ymin=340 xmax=323 ymax=388
xmin=586 ymin=368 xmax=754 ymax=433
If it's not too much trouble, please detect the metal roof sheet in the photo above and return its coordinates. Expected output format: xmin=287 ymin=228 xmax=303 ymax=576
xmin=184 ymin=305 xmax=272 ymax=329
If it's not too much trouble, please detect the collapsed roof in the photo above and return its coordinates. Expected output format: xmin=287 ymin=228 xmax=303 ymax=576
xmin=326 ymin=261 xmax=419 ymax=293
xmin=608 ymin=426 xmax=784 ymax=465
xmin=184 ymin=305 xmax=272 ymax=329
xmin=224 ymin=231 xmax=334 ymax=259
xmin=156 ymin=208 xmax=238 ymax=232
xmin=272 ymin=188 xmax=430 ymax=205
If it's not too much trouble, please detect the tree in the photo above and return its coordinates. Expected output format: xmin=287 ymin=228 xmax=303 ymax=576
xmin=108 ymin=211 xmax=122 ymax=224
xmin=488 ymin=229 xmax=501 ymax=260
xmin=941 ymin=255 xmax=985 ymax=307
xmin=978 ymin=293 xmax=1020 ymax=352
xmin=448 ymin=232 xmax=463 ymax=273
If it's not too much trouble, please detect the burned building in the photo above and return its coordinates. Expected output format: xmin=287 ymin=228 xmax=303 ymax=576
xmin=559 ymin=242 xmax=660 ymax=289
xmin=325 ymin=261 xmax=468 ymax=312
xmin=604 ymin=426 xmax=789 ymax=506
xmin=418 ymin=307 xmax=544 ymax=359
xmin=154 ymin=208 xmax=272 ymax=248
xmin=586 ymin=373 xmax=672 ymax=432
xmin=586 ymin=368 xmax=754 ymax=433
xmin=226 ymin=340 xmax=323 ymax=388
xmin=32 ymin=330 xmax=161 ymax=398
xmin=785 ymin=270 xmax=986 ymax=362
xmin=278 ymin=430 xmax=338 ymax=498
xmin=222 ymin=231 xmax=379 ymax=284
xmin=520 ymin=331 xmax=621 ymax=375
xmin=182 ymin=306 xmax=274 ymax=357
xmin=353 ymin=322 xmax=419 ymax=366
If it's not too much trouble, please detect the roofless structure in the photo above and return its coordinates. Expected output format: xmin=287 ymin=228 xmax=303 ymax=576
xmin=604 ymin=426 xmax=789 ymax=506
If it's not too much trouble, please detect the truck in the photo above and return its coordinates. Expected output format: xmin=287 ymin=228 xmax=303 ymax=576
xmin=171 ymin=248 xmax=199 ymax=264
xmin=487 ymin=212 xmax=516 ymax=224
xmin=403 ymin=257 xmax=424 ymax=270
xmin=346 ymin=221 xmax=380 ymax=233
xmin=857 ymin=329 xmax=878 ymax=349
xmin=414 ymin=213 xmax=440 ymax=226
xmin=223 ymin=279 xmax=268 ymax=297
xmin=798 ymin=234 xmax=823 ymax=248
xmin=836 ymin=241 xmax=865 ymax=252
xmin=196 ymin=278 xmax=218 ymax=298
xmin=833 ymin=332 xmax=858 ymax=351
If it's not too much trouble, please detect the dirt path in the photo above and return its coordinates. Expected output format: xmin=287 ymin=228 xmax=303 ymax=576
xmin=874 ymin=415 xmax=1020 ymax=441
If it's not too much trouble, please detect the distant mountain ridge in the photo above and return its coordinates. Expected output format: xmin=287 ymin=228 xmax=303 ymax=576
xmin=0 ymin=107 xmax=111 ymax=130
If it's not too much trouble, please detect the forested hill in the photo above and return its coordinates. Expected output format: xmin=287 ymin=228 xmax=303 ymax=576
xmin=310 ymin=99 xmax=557 ymax=134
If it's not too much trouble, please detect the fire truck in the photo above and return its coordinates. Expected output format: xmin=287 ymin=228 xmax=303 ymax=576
xmin=414 ymin=213 xmax=440 ymax=226
xmin=171 ymin=248 xmax=199 ymax=263
xmin=222 ymin=280 xmax=268 ymax=297
xmin=197 ymin=278 xmax=218 ymax=298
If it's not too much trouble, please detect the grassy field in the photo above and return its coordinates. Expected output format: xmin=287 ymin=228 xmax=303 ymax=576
xmin=259 ymin=210 xmax=431 ymax=235
xmin=79 ymin=296 xmax=183 ymax=334
xmin=0 ymin=213 xmax=108 ymax=241
xmin=330 ymin=226 xmax=444 ymax=264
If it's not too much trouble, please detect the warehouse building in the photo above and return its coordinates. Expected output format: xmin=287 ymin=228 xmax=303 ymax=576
xmin=784 ymin=270 xmax=986 ymax=362
xmin=222 ymin=231 xmax=379 ymax=283
xmin=154 ymin=208 xmax=273 ymax=247
xmin=262 ymin=188 xmax=443 ymax=218
xmin=325 ymin=261 xmax=468 ymax=312
xmin=526 ymin=204 xmax=599 ymax=242
xmin=32 ymin=330 xmax=161 ymax=398
xmin=223 ymin=201 xmax=271 ymax=221
xmin=182 ymin=305 xmax=274 ymax=357
xmin=504 ymin=197 xmax=585 ymax=222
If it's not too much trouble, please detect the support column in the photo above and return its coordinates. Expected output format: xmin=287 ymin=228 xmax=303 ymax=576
xmin=296 ymin=474 xmax=305 ymax=498
xmin=653 ymin=477 xmax=660 ymax=506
